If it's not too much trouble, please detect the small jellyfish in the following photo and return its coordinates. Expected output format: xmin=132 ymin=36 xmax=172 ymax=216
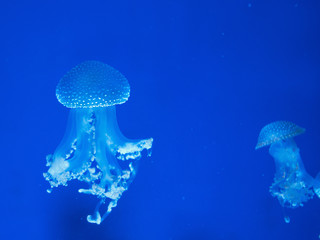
xmin=256 ymin=121 xmax=320 ymax=209
xmin=44 ymin=61 xmax=153 ymax=224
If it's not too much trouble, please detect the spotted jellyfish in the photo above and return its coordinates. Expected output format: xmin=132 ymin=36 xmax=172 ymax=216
xmin=256 ymin=121 xmax=320 ymax=210
xmin=44 ymin=61 xmax=153 ymax=224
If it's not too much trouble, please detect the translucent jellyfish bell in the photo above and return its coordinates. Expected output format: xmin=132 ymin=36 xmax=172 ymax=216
xmin=256 ymin=121 xmax=320 ymax=210
xmin=44 ymin=61 xmax=153 ymax=224
xmin=255 ymin=121 xmax=305 ymax=150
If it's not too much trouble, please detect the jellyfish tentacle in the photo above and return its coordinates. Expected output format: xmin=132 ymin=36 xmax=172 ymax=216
xmin=87 ymin=199 xmax=103 ymax=224
xmin=51 ymin=110 xmax=78 ymax=160
xmin=76 ymin=107 xmax=150 ymax=222
xmin=45 ymin=110 xmax=78 ymax=180
xmin=96 ymin=107 xmax=123 ymax=177
xmin=66 ymin=109 xmax=95 ymax=173
xmin=45 ymin=109 xmax=96 ymax=187
xmin=104 ymin=106 xmax=153 ymax=161
xmin=269 ymin=138 xmax=315 ymax=208
xmin=313 ymin=172 xmax=320 ymax=198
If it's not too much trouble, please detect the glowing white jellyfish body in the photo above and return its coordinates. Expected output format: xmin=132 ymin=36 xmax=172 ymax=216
xmin=44 ymin=61 xmax=153 ymax=224
xmin=256 ymin=121 xmax=320 ymax=209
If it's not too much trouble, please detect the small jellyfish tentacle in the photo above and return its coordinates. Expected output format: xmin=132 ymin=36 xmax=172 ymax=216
xmin=87 ymin=199 xmax=104 ymax=224
xmin=313 ymin=172 xmax=320 ymax=198
xmin=104 ymin=106 xmax=153 ymax=161
xmin=45 ymin=110 xmax=78 ymax=177
xmin=96 ymin=107 xmax=123 ymax=170
xmin=67 ymin=109 xmax=95 ymax=171
xmin=269 ymin=138 xmax=316 ymax=208
xmin=52 ymin=110 xmax=78 ymax=160
xmin=75 ymin=106 xmax=151 ymax=223
xmin=86 ymin=198 xmax=119 ymax=224
xmin=45 ymin=108 xmax=96 ymax=188
xmin=92 ymin=108 xmax=124 ymax=187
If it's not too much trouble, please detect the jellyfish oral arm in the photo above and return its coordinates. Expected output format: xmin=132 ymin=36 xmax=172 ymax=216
xmin=268 ymin=138 xmax=316 ymax=208
xmin=44 ymin=106 xmax=153 ymax=224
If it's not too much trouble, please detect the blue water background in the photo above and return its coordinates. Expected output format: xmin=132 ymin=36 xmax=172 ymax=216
xmin=0 ymin=0 xmax=320 ymax=239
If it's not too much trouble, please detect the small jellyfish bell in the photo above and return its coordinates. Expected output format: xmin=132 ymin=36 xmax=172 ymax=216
xmin=256 ymin=121 xmax=320 ymax=209
xmin=44 ymin=61 xmax=153 ymax=224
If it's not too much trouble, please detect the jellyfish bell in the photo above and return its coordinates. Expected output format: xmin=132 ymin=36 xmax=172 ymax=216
xmin=255 ymin=121 xmax=305 ymax=150
xmin=44 ymin=61 xmax=153 ymax=224
xmin=56 ymin=60 xmax=130 ymax=108
xmin=256 ymin=121 xmax=319 ymax=210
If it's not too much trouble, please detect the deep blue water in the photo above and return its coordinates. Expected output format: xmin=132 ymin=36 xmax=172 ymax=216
xmin=1 ymin=0 xmax=320 ymax=239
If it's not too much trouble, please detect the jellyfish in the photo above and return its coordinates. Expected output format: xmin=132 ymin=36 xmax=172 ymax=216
xmin=256 ymin=121 xmax=320 ymax=209
xmin=44 ymin=61 xmax=153 ymax=224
